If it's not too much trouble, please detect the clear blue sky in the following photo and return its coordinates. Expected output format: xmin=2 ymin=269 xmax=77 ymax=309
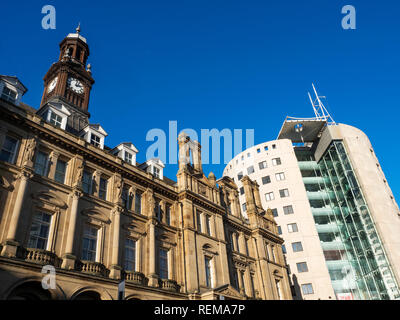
xmin=1 ymin=1 xmax=399 ymax=200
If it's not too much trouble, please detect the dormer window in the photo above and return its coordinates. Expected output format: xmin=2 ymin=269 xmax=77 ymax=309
xmin=37 ymin=102 xmax=71 ymax=130
xmin=49 ymin=111 xmax=63 ymax=128
xmin=111 ymin=142 xmax=138 ymax=166
xmin=1 ymin=87 xmax=17 ymax=103
xmin=80 ymin=124 xmax=108 ymax=150
xmin=90 ymin=133 xmax=101 ymax=147
xmin=0 ymin=75 xmax=27 ymax=106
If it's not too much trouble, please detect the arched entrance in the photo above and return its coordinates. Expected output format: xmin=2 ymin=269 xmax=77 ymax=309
xmin=7 ymin=281 xmax=52 ymax=300
xmin=73 ymin=290 xmax=102 ymax=300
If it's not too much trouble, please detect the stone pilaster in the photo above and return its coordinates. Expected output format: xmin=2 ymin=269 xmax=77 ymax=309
xmin=61 ymin=187 xmax=82 ymax=269
xmin=1 ymin=168 xmax=34 ymax=257
xmin=109 ymin=205 xmax=123 ymax=279
xmin=148 ymin=221 xmax=159 ymax=287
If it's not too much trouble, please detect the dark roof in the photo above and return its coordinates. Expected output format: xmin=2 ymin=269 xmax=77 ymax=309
xmin=19 ymin=102 xmax=37 ymax=114
xmin=163 ymin=176 xmax=177 ymax=186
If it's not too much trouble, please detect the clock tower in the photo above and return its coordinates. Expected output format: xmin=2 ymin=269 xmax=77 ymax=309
xmin=40 ymin=25 xmax=95 ymax=133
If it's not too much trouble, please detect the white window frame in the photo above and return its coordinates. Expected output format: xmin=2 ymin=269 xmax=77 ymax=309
xmin=265 ymin=192 xmax=274 ymax=201
xmin=287 ymin=223 xmax=298 ymax=233
xmin=272 ymin=158 xmax=281 ymax=166
xmin=275 ymin=172 xmax=285 ymax=181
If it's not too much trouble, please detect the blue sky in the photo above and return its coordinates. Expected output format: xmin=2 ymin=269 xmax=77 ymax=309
xmin=1 ymin=1 xmax=400 ymax=199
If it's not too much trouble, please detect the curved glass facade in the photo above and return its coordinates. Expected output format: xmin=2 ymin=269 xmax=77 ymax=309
xmin=297 ymin=141 xmax=400 ymax=300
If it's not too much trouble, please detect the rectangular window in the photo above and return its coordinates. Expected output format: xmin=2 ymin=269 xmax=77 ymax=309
xmin=264 ymin=146 xmax=268 ymax=151
xmin=292 ymin=242 xmax=303 ymax=252
xmin=258 ymin=161 xmax=267 ymax=170
xmin=197 ymin=210 xmax=202 ymax=232
xmin=272 ymin=144 xmax=277 ymax=149
xmin=250 ymin=275 xmax=256 ymax=297
xmin=296 ymin=262 xmax=308 ymax=273
xmin=240 ymin=187 xmax=244 ymax=195
xmin=271 ymin=208 xmax=278 ymax=217
xmin=205 ymin=215 xmax=212 ymax=236
xmin=205 ymin=256 xmax=212 ymax=288
xmin=99 ymin=177 xmax=108 ymax=200
xmin=28 ymin=211 xmax=51 ymax=250
xmin=257 ymin=148 xmax=261 ymax=153
xmin=283 ymin=205 xmax=294 ymax=215
xmin=0 ymin=136 xmax=19 ymax=164
xmin=242 ymin=203 xmax=247 ymax=212
xmin=272 ymin=158 xmax=281 ymax=166
xmin=282 ymin=244 xmax=287 ymax=254
xmin=247 ymin=166 xmax=254 ymax=175
xmin=34 ymin=151 xmax=49 ymax=176
xmin=124 ymin=238 xmax=136 ymax=271
xmin=288 ymin=223 xmax=298 ymax=233
xmin=237 ymin=172 xmax=243 ymax=181
xmin=279 ymin=189 xmax=290 ymax=198
xmin=122 ymin=187 xmax=131 ymax=210
xmin=153 ymin=166 xmax=160 ymax=179
xmin=276 ymin=279 xmax=283 ymax=300
xmin=135 ymin=191 xmax=142 ymax=214
xmin=82 ymin=170 xmax=93 ymax=194
xmin=54 ymin=159 xmax=67 ymax=184
xmin=301 ymin=283 xmax=314 ymax=295
xmin=90 ymin=133 xmax=101 ymax=147
xmin=262 ymin=176 xmax=271 ymax=185
xmin=233 ymin=269 xmax=239 ymax=289
xmin=277 ymin=226 xmax=282 ymax=235
xmin=124 ymin=151 xmax=133 ymax=164
xmin=82 ymin=225 xmax=98 ymax=261
xmin=245 ymin=238 xmax=250 ymax=256
xmin=1 ymin=87 xmax=17 ymax=103
xmin=166 ymin=205 xmax=171 ymax=225
xmin=49 ymin=111 xmax=63 ymax=128
xmin=159 ymin=248 xmax=169 ymax=279
xmin=239 ymin=271 xmax=245 ymax=291
xmin=275 ymin=172 xmax=285 ymax=181
xmin=265 ymin=192 xmax=274 ymax=201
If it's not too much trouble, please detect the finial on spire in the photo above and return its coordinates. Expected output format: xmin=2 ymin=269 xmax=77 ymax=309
xmin=76 ymin=22 xmax=81 ymax=34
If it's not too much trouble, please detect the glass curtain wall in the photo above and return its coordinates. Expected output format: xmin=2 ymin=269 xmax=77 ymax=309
xmin=296 ymin=141 xmax=400 ymax=300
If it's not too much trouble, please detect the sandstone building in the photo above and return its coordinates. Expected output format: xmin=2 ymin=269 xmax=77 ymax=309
xmin=0 ymin=27 xmax=291 ymax=300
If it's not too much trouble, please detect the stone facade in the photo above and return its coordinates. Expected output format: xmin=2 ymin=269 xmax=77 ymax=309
xmin=0 ymin=28 xmax=291 ymax=300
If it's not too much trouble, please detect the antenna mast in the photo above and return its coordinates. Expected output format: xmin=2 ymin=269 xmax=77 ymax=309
xmin=308 ymin=83 xmax=336 ymax=124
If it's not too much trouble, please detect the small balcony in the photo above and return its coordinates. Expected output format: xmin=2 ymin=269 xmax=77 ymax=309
xmin=24 ymin=248 xmax=61 ymax=267
xmin=77 ymin=260 xmax=109 ymax=277
xmin=125 ymin=271 xmax=147 ymax=285
xmin=160 ymin=279 xmax=180 ymax=292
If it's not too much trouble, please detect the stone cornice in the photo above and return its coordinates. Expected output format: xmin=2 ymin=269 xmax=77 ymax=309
xmin=178 ymin=189 xmax=225 ymax=215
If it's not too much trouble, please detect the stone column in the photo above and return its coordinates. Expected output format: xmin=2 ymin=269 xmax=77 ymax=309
xmin=1 ymin=169 xmax=33 ymax=257
xmin=109 ymin=206 xmax=123 ymax=279
xmin=61 ymin=188 xmax=82 ymax=269
xmin=148 ymin=221 xmax=159 ymax=287
xmin=48 ymin=151 xmax=60 ymax=180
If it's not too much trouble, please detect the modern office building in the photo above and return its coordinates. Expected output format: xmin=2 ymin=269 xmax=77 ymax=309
xmin=223 ymin=92 xmax=400 ymax=300
xmin=0 ymin=26 xmax=291 ymax=300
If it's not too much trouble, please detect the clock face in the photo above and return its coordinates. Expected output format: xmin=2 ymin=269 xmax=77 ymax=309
xmin=67 ymin=76 xmax=84 ymax=94
xmin=47 ymin=77 xmax=58 ymax=93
